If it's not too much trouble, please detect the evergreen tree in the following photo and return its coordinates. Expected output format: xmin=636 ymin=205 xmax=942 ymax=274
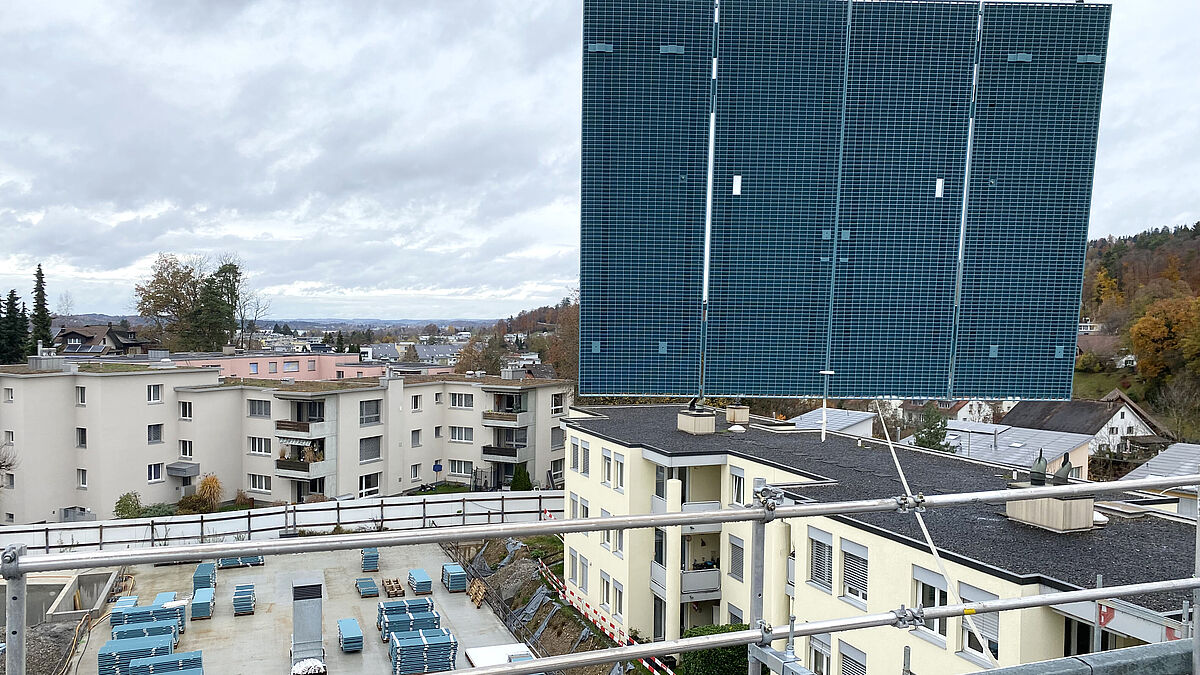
xmin=0 ymin=291 xmax=27 ymax=364
xmin=335 ymin=331 xmax=345 ymax=352
xmin=510 ymin=463 xmax=533 ymax=491
xmin=272 ymin=323 xmax=282 ymax=334
xmin=913 ymin=403 xmax=954 ymax=453
xmin=282 ymin=323 xmax=293 ymax=335
xmin=29 ymin=265 xmax=52 ymax=353
xmin=180 ymin=276 xmax=234 ymax=351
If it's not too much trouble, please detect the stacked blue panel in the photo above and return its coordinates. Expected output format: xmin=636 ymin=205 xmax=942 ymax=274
xmin=112 ymin=620 xmax=179 ymax=646
xmin=362 ymin=548 xmax=380 ymax=572
xmin=152 ymin=592 xmax=178 ymax=606
xmin=97 ymin=635 xmax=174 ymax=675
xmin=192 ymin=563 xmax=216 ymax=593
xmin=114 ymin=596 xmax=139 ymax=610
xmin=128 ymin=650 xmax=203 ymax=674
xmin=381 ymin=612 xmax=442 ymax=642
xmin=388 ymin=628 xmax=457 ymax=674
xmin=357 ymin=577 xmax=380 ymax=598
xmin=951 ymin=2 xmax=1111 ymax=399
xmin=190 ymin=588 xmax=214 ymax=620
xmin=338 ymin=618 xmax=364 ymax=652
xmin=111 ymin=605 xmax=187 ymax=634
xmin=232 ymin=584 xmax=255 ymax=616
xmin=377 ymin=598 xmax=436 ymax=630
xmin=578 ymin=0 xmax=713 ymax=396
xmin=407 ymin=569 xmax=432 ymax=595
xmin=440 ymin=564 xmax=467 ymax=592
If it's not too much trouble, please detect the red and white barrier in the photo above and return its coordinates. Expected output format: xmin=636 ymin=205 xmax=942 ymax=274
xmin=535 ymin=559 xmax=677 ymax=675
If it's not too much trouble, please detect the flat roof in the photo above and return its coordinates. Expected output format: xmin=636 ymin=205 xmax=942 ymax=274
xmin=212 ymin=377 xmax=384 ymax=392
xmin=789 ymin=408 xmax=876 ymax=432
xmin=945 ymin=421 xmax=1094 ymax=467
xmin=566 ymin=405 xmax=1194 ymax=613
xmin=400 ymin=373 xmax=572 ymax=388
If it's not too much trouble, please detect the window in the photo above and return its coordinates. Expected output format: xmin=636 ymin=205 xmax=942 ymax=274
xmin=434 ymin=426 xmax=443 ymax=438
xmin=2 ymin=388 xmax=11 ymax=403
xmin=655 ymin=466 xmax=667 ymax=498
xmin=360 ymin=399 xmax=382 ymax=425
xmin=960 ymin=583 xmax=1000 ymax=660
xmin=307 ymin=359 xmax=316 ymax=371
xmin=551 ymin=458 xmax=564 ymax=476
xmin=569 ymin=549 xmax=578 ymax=583
xmin=614 ymin=454 xmax=625 ymax=490
xmin=411 ymin=463 xmax=421 ymax=481
xmin=1108 ymin=426 xmax=1118 ymax=435
xmin=147 ymin=463 xmax=163 ymax=482
xmin=570 ymin=438 xmax=580 ymax=471
xmin=75 ymin=427 xmax=87 ymax=448
xmin=653 ymin=528 xmax=666 ymax=566
xmin=248 ymin=399 xmax=271 ymax=417
xmin=4 ymin=473 xmax=13 ymax=489
xmin=411 ymin=394 xmax=422 ymax=411
xmin=601 ymin=509 xmax=612 ymax=548
xmin=914 ymin=566 xmax=949 ymax=640
xmin=147 ymin=424 xmax=163 ymax=444
xmin=581 ymin=440 xmax=590 ymax=476
xmin=249 ymin=436 xmax=272 ymax=455
xmin=358 ymin=472 xmax=381 ymax=497
xmin=4 ymin=514 xmax=11 ymax=523
xmin=410 ymin=429 xmax=422 ymax=447
xmin=336 ymin=370 xmax=344 ymax=379
xmin=1126 ymin=425 xmax=1135 ymax=435
xmin=728 ymin=604 xmax=743 ymax=625
xmin=613 ymin=580 xmax=624 ymax=620
xmin=731 ymin=469 xmax=745 ymax=505
xmin=570 ymin=493 xmax=579 ymax=519
xmin=449 ymin=460 xmax=472 ymax=476
xmin=614 ymin=524 xmax=624 ymax=554
xmin=3 ymin=431 xmax=12 ymax=446
xmin=551 ymin=393 xmax=565 ymax=415
xmin=77 ymin=468 xmax=88 ymax=488
xmin=809 ymin=528 xmax=833 ymax=591
xmin=450 ymin=393 xmax=473 ymax=408
xmin=359 ymin=436 xmax=382 ymax=463
xmin=180 ymin=440 xmax=193 ymax=459
xmin=809 ymin=635 xmax=831 ymax=675
xmin=67 ymin=336 xmax=82 ymax=345
xmin=248 ymin=473 xmax=271 ymax=493
xmin=283 ymin=361 xmax=300 ymax=372
xmin=839 ymin=642 xmax=867 ymax=675
xmin=729 ymin=536 xmax=744 ymax=582
xmin=249 ymin=362 xmax=259 ymax=374
xmin=579 ymin=497 xmax=589 ymax=520
xmin=601 ymin=572 xmax=612 ymax=609
xmin=842 ymin=541 xmax=869 ymax=604
xmin=179 ymin=401 xmax=192 ymax=419
xmin=601 ymin=450 xmax=612 ymax=485
xmin=434 ymin=392 xmax=443 ymax=405
xmin=268 ymin=362 xmax=278 ymax=373
xmin=450 ymin=426 xmax=474 ymax=443
xmin=147 ymin=384 xmax=162 ymax=403
xmin=551 ymin=427 xmax=565 ymax=449
xmin=579 ymin=555 xmax=589 ymax=592
xmin=75 ymin=386 xmax=86 ymax=405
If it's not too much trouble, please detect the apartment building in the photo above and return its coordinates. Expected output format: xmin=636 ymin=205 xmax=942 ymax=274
xmin=0 ymin=356 xmax=571 ymax=523
xmin=561 ymin=405 xmax=1192 ymax=675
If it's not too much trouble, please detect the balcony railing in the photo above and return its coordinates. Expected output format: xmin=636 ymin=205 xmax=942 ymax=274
xmin=681 ymin=568 xmax=721 ymax=594
xmin=482 ymin=411 xmax=520 ymax=422
xmin=650 ymin=495 xmax=666 ymax=514
xmin=482 ymin=445 xmax=521 ymax=460
xmin=276 ymin=420 xmax=310 ymax=432
xmin=275 ymin=458 xmax=310 ymax=472
xmin=650 ymin=561 xmax=666 ymax=592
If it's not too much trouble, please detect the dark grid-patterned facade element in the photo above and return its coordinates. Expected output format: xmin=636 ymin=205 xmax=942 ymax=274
xmin=580 ymin=0 xmax=1111 ymax=400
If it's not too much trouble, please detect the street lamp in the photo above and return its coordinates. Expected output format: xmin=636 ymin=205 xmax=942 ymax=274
xmin=818 ymin=370 xmax=835 ymax=441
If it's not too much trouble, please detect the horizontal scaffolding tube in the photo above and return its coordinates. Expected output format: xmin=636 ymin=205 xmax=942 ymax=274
xmin=456 ymin=578 xmax=1200 ymax=675
xmin=14 ymin=473 xmax=1200 ymax=574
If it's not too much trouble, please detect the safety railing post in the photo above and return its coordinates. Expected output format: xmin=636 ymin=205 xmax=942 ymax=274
xmin=3 ymin=543 xmax=28 ymax=675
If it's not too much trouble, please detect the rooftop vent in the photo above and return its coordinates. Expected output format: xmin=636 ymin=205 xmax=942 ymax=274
xmin=28 ymin=353 xmax=66 ymax=371
xmin=1007 ymin=454 xmax=1092 ymax=533
xmin=725 ymin=405 xmax=750 ymax=425
xmin=728 ymin=424 xmax=747 ymax=433
xmin=150 ymin=358 xmax=177 ymax=369
xmin=678 ymin=409 xmax=715 ymax=436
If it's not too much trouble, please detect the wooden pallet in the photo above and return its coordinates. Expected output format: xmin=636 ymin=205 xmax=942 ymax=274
xmin=382 ymin=578 xmax=405 ymax=598
xmin=467 ymin=578 xmax=486 ymax=609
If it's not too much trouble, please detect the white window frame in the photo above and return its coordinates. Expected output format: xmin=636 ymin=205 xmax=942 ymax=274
xmin=551 ymin=393 xmax=565 ymax=415
xmin=411 ymin=463 xmax=421 ymax=481
xmin=283 ymin=360 xmax=300 ymax=372
xmin=808 ymin=527 xmax=833 ymax=593
xmin=359 ymin=436 xmax=382 ymax=463
xmin=147 ymin=463 xmax=163 ymax=483
xmin=411 ymin=394 xmax=422 ymax=411
xmin=449 ymin=459 xmax=473 ymax=476
xmin=359 ymin=399 xmax=382 ymax=425
xmin=731 ymin=467 xmax=745 ymax=505
xmin=841 ymin=539 xmax=869 ymax=607
xmin=179 ymin=439 xmax=193 ymax=459
xmin=601 ymin=449 xmax=612 ymax=485
xmin=614 ymin=453 xmax=625 ymax=491
xmin=179 ymin=401 xmax=192 ymax=420
xmin=450 ymin=393 xmax=473 ymax=408
xmin=581 ymin=441 xmax=590 ymax=476
xmin=449 ymin=426 xmax=474 ymax=443
xmin=75 ymin=386 xmax=86 ymax=405
xmin=248 ymin=473 xmax=271 ymax=493
xmin=613 ymin=580 xmax=624 ymax=620
xmin=248 ymin=436 xmax=272 ymax=455
xmin=75 ymin=427 xmax=87 ymax=449
xmin=600 ymin=571 xmax=612 ymax=610
xmin=570 ymin=438 xmax=580 ymax=471
xmin=729 ymin=535 xmax=745 ymax=582
xmin=77 ymin=468 xmax=88 ymax=488
xmin=601 ymin=509 xmax=612 ymax=549
xmin=248 ymin=399 xmax=271 ymax=418
xmin=411 ymin=429 xmax=422 ymax=447
xmin=959 ymin=583 xmax=1000 ymax=661
xmin=147 ymin=384 xmax=162 ymax=403
xmin=147 ymin=424 xmax=163 ymax=444
xmin=358 ymin=472 xmax=381 ymax=498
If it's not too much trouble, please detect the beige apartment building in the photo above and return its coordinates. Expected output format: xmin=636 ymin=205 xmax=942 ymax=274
xmin=561 ymin=405 xmax=1192 ymax=675
xmin=0 ymin=355 xmax=571 ymax=523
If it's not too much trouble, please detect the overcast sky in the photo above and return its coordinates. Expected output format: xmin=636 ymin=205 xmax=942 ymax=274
xmin=0 ymin=1 xmax=1196 ymax=320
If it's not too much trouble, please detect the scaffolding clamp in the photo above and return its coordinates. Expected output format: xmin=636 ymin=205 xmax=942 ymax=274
xmin=891 ymin=604 xmax=925 ymax=629
xmin=894 ymin=493 xmax=926 ymax=514
xmin=2 ymin=543 xmax=26 ymax=580
xmin=756 ymin=620 xmax=773 ymax=646
xmin=758 ymin=486 xmax=784 ymax=523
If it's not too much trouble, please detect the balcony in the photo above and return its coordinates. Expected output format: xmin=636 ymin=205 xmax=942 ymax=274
xmin=650 ymin=495 xmax=666 ymax=514
xmin=274 ymin=458 xmax=336 ymax=480
xmin=682 ymin=500 xmax=722 ymax=534
xmin=681 ymin=568 xmax=721 ymax=601
xmin=275 ymin=419 xmax=330 ymax=439
xmin=786 ymin=553 xmax=796 ymax=597
xmin=650 ymin=561 xmax=666 ymax=595
xmin=481 ymin=410 xmax=533 ymax=428
xmin=482 ymin=445 xmax=532 ymax=464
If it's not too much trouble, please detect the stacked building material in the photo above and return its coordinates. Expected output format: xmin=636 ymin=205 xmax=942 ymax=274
xmin=97 ymin=635 xmax=174 ymax=675
xmin=128 ymin=649 xmax=204 ymax=674
xmin=152 ymin=592 xmax=178 ymax=605
xmin=114 ymin=596 xmax=139 ymax=610
xmin=376 ymin=598 xmax=435 ymax=630
xmin=362 ymin=548 xmax=380 ymax=572
xmin=192 ymin=563 xmax=216 ymax=592
xmin=356 ymin=577 xmax=380 ymax=598
xmin=338 ymin=618 xmax=364 ymax=653
xmin=111 ymin=620 xmax=179 ymax=646
xmin=111 ymin=603 xmax=187 ymax=634
xmin=380 ymin=611 xmax=441 ymax=642
xmin=232 ymin=584 xmax=256 ymax=616
xmin=407 ymin=568 xmax=432 ymax=595
xmin=217 ymin=556 xmax=266 ymax=569
xmin=190 ymin=587 xmax=214 ymax=620
xmin=440 ymin=564 xmax=467 ymax=592
xmin=388 ymin=628 xmax=457 ymax=674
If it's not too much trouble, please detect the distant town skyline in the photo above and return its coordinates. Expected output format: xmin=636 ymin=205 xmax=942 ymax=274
xmin=0 ymin=1 xmax=1196 ymax=319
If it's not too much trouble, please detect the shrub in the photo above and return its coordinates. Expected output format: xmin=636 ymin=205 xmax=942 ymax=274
xmin=234 ymin=489 xmax=255 ymax=509
xmin=175 ymin=494 xmax=212 ymax=515
xmin=510 ymin=463 xmax=533 ymax=491
xmin=139 ymin=503 xmax=176 ymax=518
xmin=113 ymin=492 xmax=143 ymax=519
xmin=196 ymin=474 xmax=223 ymax=511
xmin=304 ymin=494 xmax=330 ymax=503
xmin=677 ymin=624 xmax=749 ymax=675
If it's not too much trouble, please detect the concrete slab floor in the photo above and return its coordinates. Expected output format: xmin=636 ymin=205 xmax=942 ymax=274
xmin=74 ymin=544 xmax=518 ymax=675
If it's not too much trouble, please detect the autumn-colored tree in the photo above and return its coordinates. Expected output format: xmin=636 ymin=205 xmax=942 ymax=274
xmin=196 ymin=474 xmax=224 ymax=512
xmin=1129 ymin=296 xmax=1199 ymax=380
xmin=547 ymin=297 xmax=579 ymax=387
xmin=1094 ymin=266 xmax=1123 ymax=306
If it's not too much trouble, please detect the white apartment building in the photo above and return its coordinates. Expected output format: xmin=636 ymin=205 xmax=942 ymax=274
xmin=0 ymin=356 xmax=571 ymax=523
xmin=561 ymin=405 xmax=1193 ymax=675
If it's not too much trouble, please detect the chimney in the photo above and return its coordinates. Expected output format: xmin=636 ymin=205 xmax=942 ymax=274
xmin=725 ymin=405 xmax=750 ymax=425
xmin=678 ymin=409 xmax=716 ymax=435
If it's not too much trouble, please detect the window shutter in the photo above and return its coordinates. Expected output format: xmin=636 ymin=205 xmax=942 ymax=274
xmin=843 ymin=553 xmax=868 ymax=595
xmin=841 ymin=654 xmax=867 ymax=675
xmin=730 ymin=538 xmax=744 ymax=581
xmin=810 ymin=540 xmax=832 ymax=588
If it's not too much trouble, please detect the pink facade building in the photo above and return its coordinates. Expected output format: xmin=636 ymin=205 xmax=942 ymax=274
xmin=172 ymin=352 xmax=388 ymax=380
